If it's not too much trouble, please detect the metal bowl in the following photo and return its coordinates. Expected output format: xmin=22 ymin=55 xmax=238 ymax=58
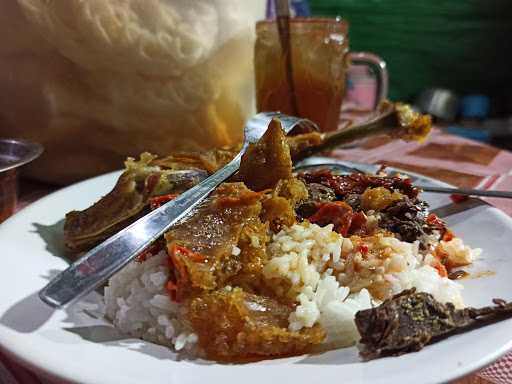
xmin=0 ymin=139 xmax=43 ymax=172
xmin=0 ymin=138 xmax=43 ymax=222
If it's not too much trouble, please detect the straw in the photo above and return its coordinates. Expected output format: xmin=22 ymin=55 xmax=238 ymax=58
xmin=275 ymin=0 xmax=299 ymax=115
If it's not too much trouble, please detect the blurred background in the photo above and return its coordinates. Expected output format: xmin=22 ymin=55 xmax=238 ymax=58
xmin=309 ymin=0 xmax=512 ymax=148
xmin=1 ymin=0 xmax=512 ymax=187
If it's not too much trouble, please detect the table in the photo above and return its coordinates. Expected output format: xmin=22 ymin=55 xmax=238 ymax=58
xmin=2 ymin=127 xmax=512 ymax=384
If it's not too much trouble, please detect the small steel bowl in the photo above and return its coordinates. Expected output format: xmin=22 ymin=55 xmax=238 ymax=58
xmin=0 ymin=139 xmax=43 ymax=223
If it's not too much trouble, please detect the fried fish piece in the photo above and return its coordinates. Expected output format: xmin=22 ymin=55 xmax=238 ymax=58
xmin=64 ymin=153 xmax=207 ymax=251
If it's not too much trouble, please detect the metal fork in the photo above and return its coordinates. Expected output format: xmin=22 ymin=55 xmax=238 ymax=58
xmin=294 ymin=162 xmax=512 ymax=199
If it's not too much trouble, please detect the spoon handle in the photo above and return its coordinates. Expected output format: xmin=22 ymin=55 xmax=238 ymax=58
xmin=39 ymin=151 xmax=244 ymax=308
xmin=422 ymin=186 xmax=512 ymax=199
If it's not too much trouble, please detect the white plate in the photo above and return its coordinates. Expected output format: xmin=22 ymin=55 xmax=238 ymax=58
xmin=1 ymin=161 xmax=512 ymax=384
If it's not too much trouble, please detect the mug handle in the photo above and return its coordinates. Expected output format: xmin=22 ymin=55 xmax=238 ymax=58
xmin=348 ymin=52 xmax=389 ymax=109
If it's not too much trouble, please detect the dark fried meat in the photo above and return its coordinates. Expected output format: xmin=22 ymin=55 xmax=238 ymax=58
xmin=380 ymin=198 xmax=446 ymax=245
xmin=356 ymin=288 xmax=512 ymax=359
xmin=296 ymin=182 xmax=336 ymax=218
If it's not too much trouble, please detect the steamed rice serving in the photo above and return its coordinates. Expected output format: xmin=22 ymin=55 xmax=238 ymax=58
xmin=65 ymin=119 xmax=479 ymax=361
xmin=104 ymin=221 xmax=476 ymax=354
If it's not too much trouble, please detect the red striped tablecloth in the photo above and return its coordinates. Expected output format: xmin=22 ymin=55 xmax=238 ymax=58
xmin=2 ymin=127 xmax=512 ymax=384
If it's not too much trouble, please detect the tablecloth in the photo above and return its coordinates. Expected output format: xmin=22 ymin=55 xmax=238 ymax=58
xmin=2 ymin=127 xmax=512 ymax=384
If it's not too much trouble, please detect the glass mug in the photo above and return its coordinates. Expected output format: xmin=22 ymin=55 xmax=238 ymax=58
xmin=255 ymin=17 xmax=388 ymax=132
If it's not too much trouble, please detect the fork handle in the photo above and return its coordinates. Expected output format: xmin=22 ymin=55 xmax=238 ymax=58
xmin=421 ymin=186 xmax=512 ymax=199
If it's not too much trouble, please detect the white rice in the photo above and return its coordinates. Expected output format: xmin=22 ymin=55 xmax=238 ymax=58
xmin=263 ymin=222 xmax=373 ymax=347
xmin=263 ymin=222 xmax=468 ymax=347
xmin=104 ymin=251 xmax=197 ymax=352
xmin=104 ymin=221 xmax=475 ymax=354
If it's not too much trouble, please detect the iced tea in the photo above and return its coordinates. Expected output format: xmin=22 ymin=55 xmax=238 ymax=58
xmin=255 ymin=18 xmax=349 ymax=132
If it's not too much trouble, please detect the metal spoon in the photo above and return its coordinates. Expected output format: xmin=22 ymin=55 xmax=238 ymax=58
xmin=39 ymin=112 xmax=313 ymax=309
xmin=38 ymin=105 xmax=433 ymax=308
